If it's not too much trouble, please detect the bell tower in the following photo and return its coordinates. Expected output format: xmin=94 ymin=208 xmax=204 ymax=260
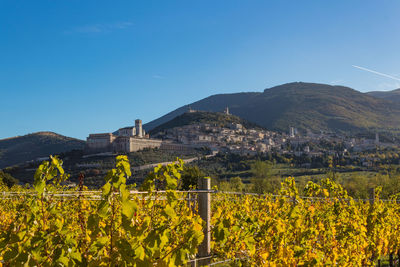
xmin=135 ymin=119 xmax=143 ymax=138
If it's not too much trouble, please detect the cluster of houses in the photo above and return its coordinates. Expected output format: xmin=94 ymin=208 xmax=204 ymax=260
xmin=86 ymin=110 xmax=396 ymax=159
xmin=152 ymin=122 xmax=285 ymax=155
xmin=152 ymin=121 xmax=397 ymax=158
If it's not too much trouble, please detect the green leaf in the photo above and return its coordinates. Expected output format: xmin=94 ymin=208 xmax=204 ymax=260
xmin=95 ymin=236 xmax=109 ymax=248
xmin=97 ymin=200 xmax=110 ymax=218
xmin=51 ymin=155 xmax=65 ymax=175
xmin=159 ymin=231 xmax=169 ymax=249
xmin=102 ymin=182 xmax=111 ymax=197
xmin=33 ymin=179 xmax=45 ymax=194
xmin=57 ymin=256 xmax=69 ymax=266
xmin=122 ymin=200 xmax=137 ymax=220
xmin=70 ymin=251 xmax=82 ymax=262
xmin=164 ymin=204 xmax=176 ymax=218
xmin=165 ymin=175 xmax=177 ymax=190
xmin=116 ymin=155 xmax=132 ymax=177
xmin=120 ymin=184 xmax=129 ymax=201
xmin=134 ymin=245 xmax=145 ymax=260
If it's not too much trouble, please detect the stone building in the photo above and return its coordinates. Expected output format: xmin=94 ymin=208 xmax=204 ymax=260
xmin=86 ymin=133 xmax=116 ymax=152
xmin=86 ymin=119 xmax=160 ymax=153
xmin=117 ymin=119 xmax=146 ymax=137
xmin=160 ymin=141 xmax=194 ymax=152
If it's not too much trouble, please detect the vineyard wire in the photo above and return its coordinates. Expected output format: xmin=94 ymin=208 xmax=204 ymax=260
xmin=1 ymin=190 xmax=398 ymax=203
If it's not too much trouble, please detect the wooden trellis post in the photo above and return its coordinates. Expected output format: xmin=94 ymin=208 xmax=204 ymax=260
xmin=197 ymin=177 xmax=211 ymax=266
xmin=370 ymin=188 xmax=375 ymax=205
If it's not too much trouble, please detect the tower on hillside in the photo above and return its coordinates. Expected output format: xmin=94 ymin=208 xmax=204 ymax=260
xmin=135 ymin=119 xmax=143 ymax=138
xmin=224 ymin=106 xmax=230 ymax=115
xmin=289 ymin=127 xmax=295 ymax=138
xmin=375 ymin=133 xmax=380 ymax=145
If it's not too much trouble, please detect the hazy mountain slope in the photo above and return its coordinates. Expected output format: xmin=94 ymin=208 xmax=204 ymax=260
xmin=367 ymin=88 xmax=400 ymax=103
xmin=249 ymin=82 xmax=400 ymax=133
xmin=145 ymin=82 xmax=400 ymax=134
xmin=0 ymin=132 xmax=85 ymax=168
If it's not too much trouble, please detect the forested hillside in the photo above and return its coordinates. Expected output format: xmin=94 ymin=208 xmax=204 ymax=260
xmin=145 ymin=82 xmax=400 ymax=135
xmin=0 ymin=132 xmax=85 ymax=168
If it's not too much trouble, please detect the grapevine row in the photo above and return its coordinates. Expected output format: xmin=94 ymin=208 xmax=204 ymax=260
xmin=1 ymin=156 xmax=400 ymax=266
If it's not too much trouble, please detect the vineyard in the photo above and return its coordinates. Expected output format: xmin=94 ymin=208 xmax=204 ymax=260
xmin=2 ymin=156 xmax=400 ymax=266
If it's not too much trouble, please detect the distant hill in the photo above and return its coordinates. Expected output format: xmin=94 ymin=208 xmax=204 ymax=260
xmin=149 ymin=111 xmax=264 ymax=135
xmin=0 ymin=132 xmax=85 ymax=169
xmin=367 ymin=88 xmax=400 ymax=103
xmin=144 ymin=82 xmax=400 ymax=135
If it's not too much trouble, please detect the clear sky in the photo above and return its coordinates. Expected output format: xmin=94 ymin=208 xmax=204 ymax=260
xmin=1 ymin=1 xmax=400 ymax=140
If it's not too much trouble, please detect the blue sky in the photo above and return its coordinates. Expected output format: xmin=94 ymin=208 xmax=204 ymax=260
xmin=1 ymin=1 xmax=400 ymax=139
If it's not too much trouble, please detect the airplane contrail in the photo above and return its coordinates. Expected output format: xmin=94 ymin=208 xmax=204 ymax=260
xmin=352 ymin=65 xmax=400 ymax=82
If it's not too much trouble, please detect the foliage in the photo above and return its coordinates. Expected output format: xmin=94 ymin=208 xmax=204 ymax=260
xmin=0 ymin=132 xmax=85 ymax=169
xmin=180 ymin=165 xmax=205 ymax=190
xmin=212 ymin=177 xmax=400 ymax=266
xmin=4 ymin=155 xmax=400 ymax=266
xmin=219 ymin=177 xmax=244 ymax=192
xmin=0 ymin=170 xmax=18 ymax=188
xmin=250 ymin=160 xmax=273 ymax=179
xmin=0 ymin=156 xmax=204 ymax=266
xmin=250 ymin=160 xmax=276 ymax=194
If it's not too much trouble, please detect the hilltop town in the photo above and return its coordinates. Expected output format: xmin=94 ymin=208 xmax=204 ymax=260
xmin=87 ymin=108 xmax=398 ymax=162
xmin=5 ymin=108 xmax=398 ymax=188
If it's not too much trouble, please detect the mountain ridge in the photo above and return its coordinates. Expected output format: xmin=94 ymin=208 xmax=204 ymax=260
xmin=367 ymin=88 xmax=400 ymax=103
xmin=0 ymin=132 xmax=85 ymax=169
xmin=144 ymin=82 xmax=400 ymax=135
xmin=4 ymin=82 xmax=400 ymax=169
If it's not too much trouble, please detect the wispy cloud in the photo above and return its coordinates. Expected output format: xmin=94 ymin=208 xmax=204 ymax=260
xmin=65 ymin=21 xmax=133 ymax=34
xmin=152 ymin=75 xmax=164 ymax=79
xmin=352 ymin=65 xmax=400 ymax=82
